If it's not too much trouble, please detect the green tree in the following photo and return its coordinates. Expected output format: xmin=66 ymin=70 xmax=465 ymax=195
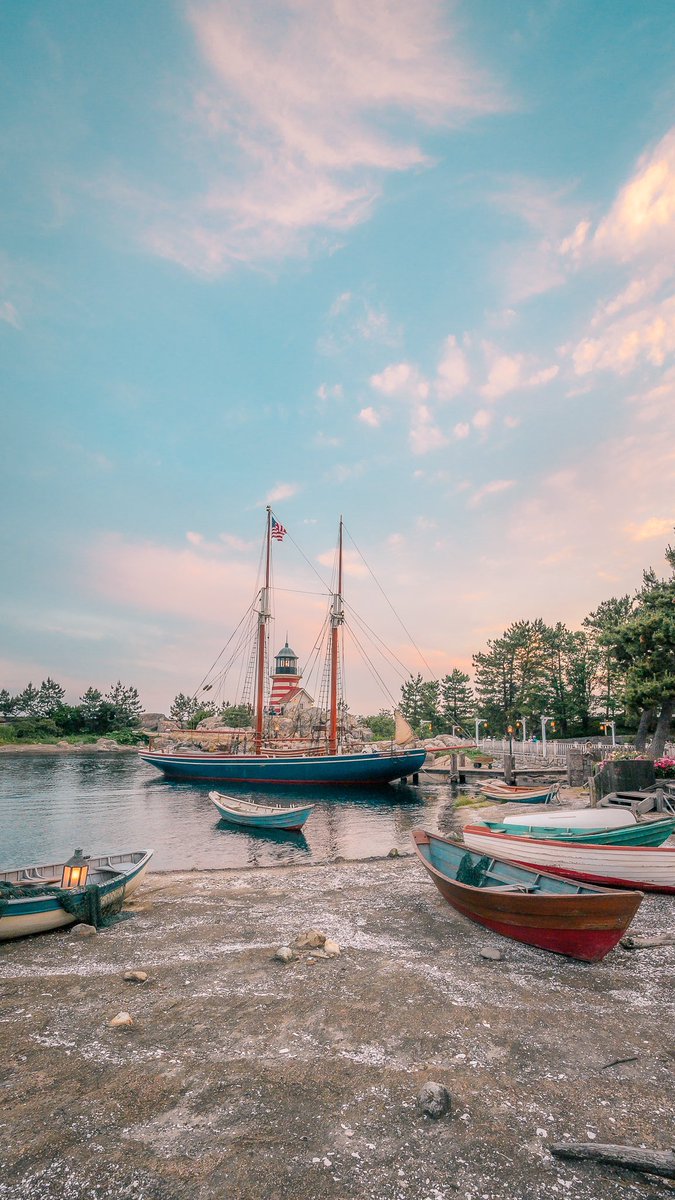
xmin=610 ymin=539 xmax=675 ymax=758
xmin=220 ymin=703 xmax=253 ymax=728
xmin=0 ymin=689 xmax=16 ymax=716
xmin=582 ymin=595 xmax=632 ymax=722
xmin=361 ymin=710 xmax=395 ymax=739
xmin=473 ymin=620 xmax=553 ymax=734
xmin=15 ymin=682 xmax=40 ymax=717
xmin=105 ymin=681 xmax=144 ymax=729
xmin=399 ymin=675 xmax=440 ymax=734
xmin=79 ymin=687 xmax=104 ymax=733
xmin=170 ymin=692 xmax=200 ymax=728
xmin=35 ymin=677 xmax=66 ymax=718
xmin=439 ymin=669 xmax=474 ymax=733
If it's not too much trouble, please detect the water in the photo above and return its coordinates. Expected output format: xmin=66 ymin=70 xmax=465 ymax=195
xmin=0 ymin=752 xmax=465 ymax=871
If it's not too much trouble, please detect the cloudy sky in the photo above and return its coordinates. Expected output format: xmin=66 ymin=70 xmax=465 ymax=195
xmin=2 ymin=0 xmax=675 ymax=714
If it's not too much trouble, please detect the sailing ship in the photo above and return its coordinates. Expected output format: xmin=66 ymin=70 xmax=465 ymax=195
xmin=140 ymin=510 xmax=426 ymax=786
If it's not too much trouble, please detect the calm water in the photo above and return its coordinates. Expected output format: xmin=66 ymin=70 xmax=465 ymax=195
xmin=0 ymin=752 xmax=465 ymax=871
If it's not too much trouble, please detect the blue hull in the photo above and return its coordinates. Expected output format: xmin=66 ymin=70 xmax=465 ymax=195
xmin=140 ymin=748 xmax=427 ymax=786
xmin=210 ymin=798 xmax=314 ymax=831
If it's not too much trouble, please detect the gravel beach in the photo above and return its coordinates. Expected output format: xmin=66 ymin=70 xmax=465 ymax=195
xmin=1 ymin=853 xmax=673 ymax=1200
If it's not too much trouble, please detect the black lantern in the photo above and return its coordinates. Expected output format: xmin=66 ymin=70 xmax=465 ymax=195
xmin=61 ymin=848 xmax=89 ymax=890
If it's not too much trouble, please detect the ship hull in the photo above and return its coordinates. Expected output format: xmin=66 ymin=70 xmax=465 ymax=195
xmin=139 ymin=748 xmax=427 ymax=785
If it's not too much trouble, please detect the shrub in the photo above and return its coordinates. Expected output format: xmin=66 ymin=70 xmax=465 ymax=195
xmin=654 ymin=756 xmax=675 ymax=779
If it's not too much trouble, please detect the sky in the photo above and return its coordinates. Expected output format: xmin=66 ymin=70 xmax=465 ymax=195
xmin=2 ymin=0 xmax=675 ymax=716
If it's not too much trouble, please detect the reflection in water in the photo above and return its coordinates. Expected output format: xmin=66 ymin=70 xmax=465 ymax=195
xmin=0 ymin=752 xmax=464 ymax=871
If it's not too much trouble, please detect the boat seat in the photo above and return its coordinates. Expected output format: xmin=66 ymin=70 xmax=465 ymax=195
xmin=95 ymin=865 xmax=126 ymax=876
xmin=484 ymin=881 xmax=536 ymax=893
xmin=18 ymin=875 xmax=61 ymax=887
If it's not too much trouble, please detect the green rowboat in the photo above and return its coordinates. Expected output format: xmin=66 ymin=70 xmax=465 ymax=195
xmin=478 ymin=818 xmax=675 ymax=847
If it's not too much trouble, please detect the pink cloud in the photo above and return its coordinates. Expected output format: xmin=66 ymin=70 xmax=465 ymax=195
xmin=370 ymin=361 xmax=428 ymax=400
xmin=436 ymin=334 xmax=469 ymax=399
xmin=467 ymin=479 xmax=515 ymax=508
xmin=358 ymin=406 xmax=381 ymax=427
xmin=625 ymin=517 xmax=674 ymax=542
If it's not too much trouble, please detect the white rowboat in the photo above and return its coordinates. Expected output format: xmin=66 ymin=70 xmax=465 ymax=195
xmin=462 ymin=826 xmax=675 ymax=893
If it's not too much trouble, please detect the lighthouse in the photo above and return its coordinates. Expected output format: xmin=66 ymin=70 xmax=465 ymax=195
xmin=269 ymin=641 xmax=304 ymax=713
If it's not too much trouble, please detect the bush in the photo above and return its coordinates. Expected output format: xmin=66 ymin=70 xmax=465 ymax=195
xmin=654 ymin=756 xmax=675 ymax=779
xmin=108 ymin=728 xmax=147 ymax=746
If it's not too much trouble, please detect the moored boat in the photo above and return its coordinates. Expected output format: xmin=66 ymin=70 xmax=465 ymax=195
xmin=0 ymin=849 xmax=153 ymax=941
xmin=140 ymin=509 xmax=427 ymax=788
xmin=478 ymin=817 xmax=675 ymax=847
xmin=481 ymin=782 xmax=559 ymax=804
xmin=209 ymin=790 xmax=314 ymax=831
xmin=502 ymin=808 xmax=635 ymax=829
xmin=411 ymin=829 xmax=642 ymax=962
xmin=462 ymin=825 xmax=675 ymax=893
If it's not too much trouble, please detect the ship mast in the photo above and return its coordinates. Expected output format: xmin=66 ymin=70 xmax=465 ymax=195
xmin=254 ymin=506 xmax=272 ymax=754
xmin=328 ymin=515 xmax=344 ymax=755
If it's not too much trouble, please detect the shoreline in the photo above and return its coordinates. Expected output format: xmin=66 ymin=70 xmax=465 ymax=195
xmin=2 ymin=857 xmax=673 ymax=1200
xmin=0 ymin=741 xmax=138 ymax=754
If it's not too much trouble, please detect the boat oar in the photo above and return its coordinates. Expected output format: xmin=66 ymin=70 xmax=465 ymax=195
xmin=551 ymin=1142 xmax=675 ymax=1179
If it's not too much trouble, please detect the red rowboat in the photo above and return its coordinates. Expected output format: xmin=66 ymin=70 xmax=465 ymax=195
xmin=411 ymin=829 xmax=643 ymax=962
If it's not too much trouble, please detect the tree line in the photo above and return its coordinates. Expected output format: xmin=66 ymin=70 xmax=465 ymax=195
xmin=0 ymin=679 xmax=144 ymax=742
xmin=399 ymin=535 xmax=675 ymax=758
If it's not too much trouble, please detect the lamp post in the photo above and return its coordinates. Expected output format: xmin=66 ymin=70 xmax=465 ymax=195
xmin=541 ymin=715 xmax=555 ymax=758
xmin=60 ymin=848 xmax=89 ymax=890
xmin=601 ymin=720 xmax=616 ymax=747
xmin=474 ymin=718 xmax=487 ymax=746
xmin=507 ymin=725 xmax=514 ymax=754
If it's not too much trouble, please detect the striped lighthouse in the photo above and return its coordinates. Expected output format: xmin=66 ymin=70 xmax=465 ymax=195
xmin=269 ymin=641 xmax=303 ymax=713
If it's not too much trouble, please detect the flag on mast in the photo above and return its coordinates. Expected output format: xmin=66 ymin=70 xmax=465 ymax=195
xmin=271 ymin=518 xmax=287 ymax=542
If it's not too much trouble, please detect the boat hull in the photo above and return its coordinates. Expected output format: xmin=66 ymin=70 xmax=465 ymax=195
xmin=503 ymin=809 xmax=636 ymax=829
xmin=412 ymin=830 xmax=642 ymax=962
xmin=139 ymin=748 xmax=426 ymax=785
xmin=0 ymin=850 xmax=153 ymax=941
xmin=480 ymin=819 xmax=675 ymax=847
xmin=462 ymin=826 xmax=675 ymax=893
xmin=208 ymin=791 xmax=314 ymax=831
xmin=481 ymin=784 xmax=558 ymax=804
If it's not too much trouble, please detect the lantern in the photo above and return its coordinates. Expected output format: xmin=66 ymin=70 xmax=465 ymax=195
xmin=61 ymin=848 xmax=89 ymax=890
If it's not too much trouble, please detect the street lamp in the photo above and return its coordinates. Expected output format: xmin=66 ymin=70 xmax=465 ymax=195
xmin=474 ymin=718 xmax=488 ymax=745
xmin=541 ymin=715 xmax=555 ymax=757
xmin=507 ymin=724 xmax=514 ymax=754
xmin=601 ymin=720 xmax=616 ymax=747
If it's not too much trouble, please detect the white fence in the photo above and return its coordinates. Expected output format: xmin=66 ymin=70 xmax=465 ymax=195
xmin=477 ymin=736 xmax=674 ymax=765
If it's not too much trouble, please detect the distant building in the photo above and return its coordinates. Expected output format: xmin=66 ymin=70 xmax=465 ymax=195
xmin=269 ymin=641 xmax=314 ymax=714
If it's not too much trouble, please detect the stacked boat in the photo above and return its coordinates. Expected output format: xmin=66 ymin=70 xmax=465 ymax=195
xmin=412 ymin=805 xmax=675 ymax=962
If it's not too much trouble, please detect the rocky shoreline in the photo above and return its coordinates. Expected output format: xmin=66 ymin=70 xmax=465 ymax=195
xmin=1 ymin=855 xmax=673 ymax=1200
xmin=0 ymin=738 xmax=137 ymax=754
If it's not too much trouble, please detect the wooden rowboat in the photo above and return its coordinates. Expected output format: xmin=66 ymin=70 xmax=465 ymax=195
xmin=502 ymin=809 xmax=635 ymax=829
xmin=478 ymin=817 xmax=675 ymax=847
xmin=0 ymin=849 xmax=153 ymax=941
xmin=411 ymin=829 xmax=642 ymax=961
xmin=462 ymin=825 xmax=675 ymax=893
xmin=208 ymin=791 xmax=314 ymax=831
xmin=481 ymin=782 xmax=559 ymax=804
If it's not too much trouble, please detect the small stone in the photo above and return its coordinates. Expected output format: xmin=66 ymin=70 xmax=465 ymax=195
xmin=72 ymin=923 xmax=97 ymax=938
xmin=109 ymin=1011 xmax=134 ymax=1028
xmin=123 ymin=970 xmax=149 ymax=983
xmin=293 ymin=929 xmax=326 ymax=950
xmin=323 ymin=938 xmax=340 ymax=958
xmin=480 ymin=946 xmax=503 ymax=961
xmin=417 ymin=1081 xmax=451 ymax=1119
xmin=274 ymin=946 xmax=294 ymax=963
xmin=387 ymin=847 xmax=401 ymax=858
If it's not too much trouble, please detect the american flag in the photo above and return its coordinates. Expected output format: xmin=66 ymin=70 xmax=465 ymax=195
xmin=271 ymin=518 xmax=287 ymax=542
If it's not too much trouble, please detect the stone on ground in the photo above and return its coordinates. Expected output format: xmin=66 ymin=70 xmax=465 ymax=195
xmin=417 ymin=1081 xmax=451 ymax=1119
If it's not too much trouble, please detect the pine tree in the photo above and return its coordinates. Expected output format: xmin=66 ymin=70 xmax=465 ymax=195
xmin=105 ymin=682 xmax=144 ymax=729
xmin=439 ymin=669 xmax=474 ymax=733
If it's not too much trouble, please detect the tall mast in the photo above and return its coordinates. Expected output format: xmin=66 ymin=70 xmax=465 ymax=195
xmin=328 ymin=515 xmax=344 ymax=754
xmin=254 ymin=506 xmax=272 ymax=754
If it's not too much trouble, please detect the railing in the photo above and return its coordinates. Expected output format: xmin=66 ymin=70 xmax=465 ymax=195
xmin=477 ymin=736 xmax=674 ymax=765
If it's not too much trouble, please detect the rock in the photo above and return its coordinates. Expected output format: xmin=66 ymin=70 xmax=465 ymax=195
xmin=123 ymin=970 xmax=149 ymax=983
xmin=387 ymin=847 xmax=400 ymax=858
xmin=480 ymin=946 xmax=503 ymax=961
xmin=72 ymin=923 xmax=97 ymax=938
xmin=323 ymin=939 xmax=340 ymax=958
xmin=293 ymin=929 xmax=326 ymax=950
xmin=274 ymin=946 xmax=294 ymax=963
xmin=417 ymin=1081 xmax=451 ymax=1119
xmin=109 ymin=1011 xmax=134 ymax=1028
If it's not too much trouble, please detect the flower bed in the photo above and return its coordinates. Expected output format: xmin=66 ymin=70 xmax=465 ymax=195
xmin=654 ymin=756 xmax=675 ymax=779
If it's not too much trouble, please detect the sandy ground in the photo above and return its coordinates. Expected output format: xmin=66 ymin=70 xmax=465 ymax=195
xmin=1 ymin=821 xmax=674 ymax=1200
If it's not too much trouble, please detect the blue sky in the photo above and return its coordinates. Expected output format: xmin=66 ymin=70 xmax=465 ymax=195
xmin=2 ymin=0 xmax=675 ymax=713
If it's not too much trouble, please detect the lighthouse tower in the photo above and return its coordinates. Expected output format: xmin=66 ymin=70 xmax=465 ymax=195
xmin=269 ymin=641 xmax=303 ymax=713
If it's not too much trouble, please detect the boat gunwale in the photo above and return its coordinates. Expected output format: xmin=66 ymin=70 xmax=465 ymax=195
xmin=462 ymin=825 xmax=675 ymax=855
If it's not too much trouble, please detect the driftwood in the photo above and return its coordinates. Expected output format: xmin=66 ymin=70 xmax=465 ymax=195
xmin=551 ymin=1142 xmax=675 ymax=1179
xmin=620 ymin=932 xmax=675 ymax=950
